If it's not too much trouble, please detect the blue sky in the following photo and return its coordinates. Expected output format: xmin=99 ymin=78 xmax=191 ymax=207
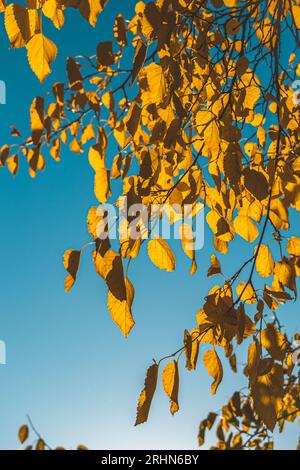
xmin=0 ymin=0 xmax=299 ymax=450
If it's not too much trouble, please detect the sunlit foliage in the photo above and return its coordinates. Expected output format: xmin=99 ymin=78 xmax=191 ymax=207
xmin=1 ymin=0 xmax=300 ymax=450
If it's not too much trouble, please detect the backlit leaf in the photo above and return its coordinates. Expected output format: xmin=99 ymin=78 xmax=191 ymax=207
xmin=147 ymin=238 xmax=176 ymax=272
xmin=203 ymin=350 xmax=223 ymax=395
xmin=162 ymin=361 xmax=179 ymax=415
xmin=26 ymin=33 xmax=57 ymax=82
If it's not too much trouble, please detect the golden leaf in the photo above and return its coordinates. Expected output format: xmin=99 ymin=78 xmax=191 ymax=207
xmin=94 ymin=168 xmax=111 ymax=204
xmin=251 ymin=364 xmax=284 ymax=431
xmin=63 ymin=249 xmax=81 ymax=292
xmin=7 ymin=154 xmax=19 ymax=175
xmin=42 ymin=0 xmax=65 ymax=29
xmin=261 ymin=324 xmax=287 ymax=361
xmin=236 ymin=282 xmax=257 ymax=304
xmin=207 ymin=254 xmax=221 ymax=278
xmin=255 ymin=244 xmax=274 ymax=278
xmin=26 ymin=33 xmax=57 ymax=83
xmin=292 ymin=5 xmax=300 ymax=29
xmin=203 ymin=349 xmax=223 ymax=395
xmin=179 ymin=224 xmax=197 ymax=274
xmin=162 ymin=361 xmax=180 ymax=415
xmin=18 ymin=425 xmax=29 ymax=444
xmin=135 ymin=364 xmax=159 ymax=426
xmin=287 ymin=237 xmax=300 ymax=257
xmin=36 ymin=439 xmax=46 ymax=451
xmin=140 ymin=63 xmax=166 ymax=106
xmin=107 ymin=289 xmax=135 ymax=337
xmin=147 ymin=238 xmax=176 ymax=272
xmin=30 ymin=97 xmax=44 ymax=145
xmin=234 ymin=215 xmax=259 ymax=243
xmin=206 ymin=210 xmax=234 ymax=242
xmin=88 ymin=144 xmax=106 ymax=172
xmin=5 ymin=4 xmax=40 ymax=48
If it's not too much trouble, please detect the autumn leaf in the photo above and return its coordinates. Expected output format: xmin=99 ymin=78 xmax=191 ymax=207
xmin=251 ymin=364 xmax=284 ymax=431
xmin=261 ymin=324 xmax=287 ymax=362
xmin=26 ymin=33 xmax=57 ymax=82
xmin=18 ymin=425 xmax=29 ymax=444
xmin=203 ymin=350 xmax=223 ymax=396
xmin=5 ymin=3 xmax=40 ymax=48
xmin=135 ymin=364 xmax=159 ymax=426
xmin=287 ymin=237 xmax=300 ymax=257
xmin=63 ymin=250 xmax=81 ymax=293
xmin=207 ymin=254 xmax=221 ymax=278
xmin=42 ymin=0 xmax=65 ymax=29
xmin=236 ymin=282 xmax=257 ymax=304
xmin=30 ymin=97 xmax=44 ymax=145
xmin=147 ymin=238 xmax=176 ymax=272
xmin=255 ymin=245 xmax=275 ymax=278
xmin=234 ymin=215 xmax=259 ymax=243
xmin=107 ymin=289 xmax=135 ymax=337
xmin=162 ymin=361 xmax=179 ymax=415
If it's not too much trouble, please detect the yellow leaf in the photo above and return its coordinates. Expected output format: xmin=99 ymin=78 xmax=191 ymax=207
xmin=5 ymin=4 xmax=40 ymax=48
xmin=102 ymin=91 xmax=115 ymax=111
xmin=18 ymin=425 xmax=29 ymax=444
xmin=36 ymin=439 xmax=46 ymax=451
xmin=234 ymin=215 xmax=259 ymax=243
xmin=206 ymin=210 xmax=234 ymax=242
xmin=246 ymin=340 xmax=261 ymax=386
xmin=94 ymin=168 xmax=111 ymax=203
xmin=107 ymin=289 xmax=135 ymax=337
xmin=287 ymin=237 xmax=300 ymax=257
xmin=207 ymin=254 xmax=221 ymax=278
xmin=214 ymin=236 xmax=228 ymax=254
xmin=255 ymin=244 xmax=274 ymax=278
xmin=7 ymin=154 xmax=19 ymax=175
xmin=203 ymin=349 xmax=223 ymax=395
xmin=42 ymin=0 xmax=65 ymax=29
xmin=30 ymin=97 xmax=44 ymax=145
xmin=63 ymin=249 xmax=81 ymax=292
xmin=261 ymin=324 xmax=287 ymax=361
xmin=147 ymin=238 xmax=176 ymax=272
xmin=236 ymin=282 xmax=257 ymax=304
xmin=140 ymin=63 xmax=166 ymax=106
xmin=26 ymin=33 xmax=57 ymax=83
xmin=88 ymin=144 xmax=106 ymax=171
xmin=252 ymin=364 xmax=284 ymax=431
xmin=292 ymin=5 xmax=300 ymax=29
xmin=179 ymin=224 xmax=197 ymax=274
xmin=269 ymin=199 xmax=289 ymax=231
xmin=87 ymin=206 xmax=103 ymax=239
xmin=162 ymin=361 xmax=179 ymax=415
xmin=135 ymin=364 xmax=159 ymax=426
xmin=274 ymin=259 xmax=295 ymax=292
xmin=0 ymin=1 xmax=5 ymax=13
xmin=125 ymin=277 xmax=135 ymax=310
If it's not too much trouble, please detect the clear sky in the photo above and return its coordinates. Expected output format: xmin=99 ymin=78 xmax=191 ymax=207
xmin=0 ymin=0 xmax=299 ymax=450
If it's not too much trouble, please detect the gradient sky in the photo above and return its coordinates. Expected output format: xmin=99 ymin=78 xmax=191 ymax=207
xmin=0 ymin=0 xmax=299 ymax=450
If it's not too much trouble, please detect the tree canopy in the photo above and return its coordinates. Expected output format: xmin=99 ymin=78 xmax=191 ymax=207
xmin=0 ymin=0 xmax=300 ymax=450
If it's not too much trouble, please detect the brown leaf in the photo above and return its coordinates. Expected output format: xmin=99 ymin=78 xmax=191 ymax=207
xmin=135 ymin=364 xmax=159 ymax=426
